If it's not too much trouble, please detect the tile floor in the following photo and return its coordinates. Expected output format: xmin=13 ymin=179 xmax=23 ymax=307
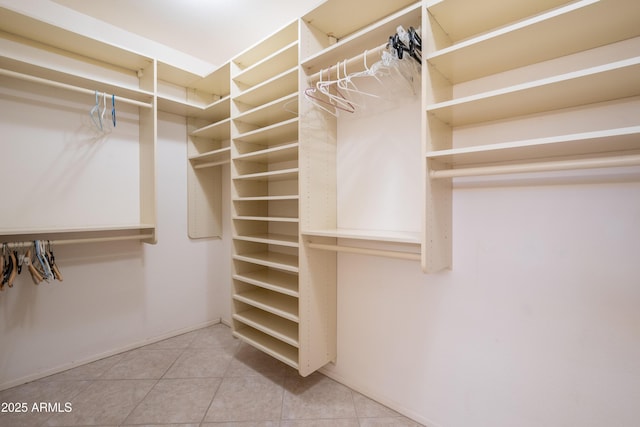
xmin=0 ymin=323 xmax=423 ymax=427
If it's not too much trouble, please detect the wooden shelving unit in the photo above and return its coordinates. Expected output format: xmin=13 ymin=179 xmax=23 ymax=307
xmin=230 ymin=20 xmax=313 ymax=374
xmin=157 ymin=61 xmax=231 ymax=239
xmin=0 ymin=8 xmax=157 ymax=244
xmin=423 ymin=0 xmax=640 ymax=272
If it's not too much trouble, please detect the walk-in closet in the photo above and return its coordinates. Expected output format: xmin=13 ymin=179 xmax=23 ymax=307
xmin=1 ymin=0 xmax=640 ymax=426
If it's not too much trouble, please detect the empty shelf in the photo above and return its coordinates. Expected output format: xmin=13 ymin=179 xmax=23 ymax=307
xmin=233 ymin=288 xmax=299 ymax=322
xmin=234 ymin=269 xmax=299 ymax=297
xmin=233 ymin=251 xmax=299 ymax=273
xmin=234 ymin=233 xmax=299 ymax=248
xmin=233 ymin=326 xmax=298 ymax=369
xmin=233 ymin=308 xmax=299 ymax=347
xmin=303 ymin=228 xmax=421 ymax=244
xmin=427 ymin=0 xmax=640 ymax=83
xmin=427 ymin=57 xmax=640 ymax=126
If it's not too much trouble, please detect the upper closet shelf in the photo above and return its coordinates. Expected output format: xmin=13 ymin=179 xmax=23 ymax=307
xmin=427 ymin=56 xmax=640 ymax=126
xmin=0 ymin=57 xmax=153 ymax=106
xmin=233 ymin=41 xmax=298 ymax=87
xmin=233 ymin=68 xmax=298 ymax=110
xmin=426 ymin=0 xmax=569 ymax=43
xmin=157 ymin=95 xmax=230 ymax=120
xmin=232 ymin=21 xmax=298 ymax=71
xmin=301 ymin=2 xmax=421 ymax=73
xmin=427 ymin=0 xmax=640 ymax=84
xmin=0 ymin=8 xmax=152 ymax=72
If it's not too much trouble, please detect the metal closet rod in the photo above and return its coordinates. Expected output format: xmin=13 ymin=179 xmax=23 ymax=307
xmin=306 ymin=42 xmax=388 ymax=82
xmin=430 ymin=154 xmax=640 ymax=179
xmin=307 ymin=242 xmax=421 ymax=261
xmin=0 ymin=68 xmax=153 ymax=109
xmin=1 ymin=233 xmax=154 ymax=247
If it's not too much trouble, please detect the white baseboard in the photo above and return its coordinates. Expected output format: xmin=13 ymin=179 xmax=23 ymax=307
xmin=0 ymin=318 xmax=222 ymax=391
xmin=320 ymin=365 xmax=441 ymax=427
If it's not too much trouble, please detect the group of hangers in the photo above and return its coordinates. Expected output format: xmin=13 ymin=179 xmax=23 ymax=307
xmin=1 ymin=241 xmax=63 ymax=290
xmin=90 ymin=90 xmax=117 ymax=131
xmin=304 ymin=25 xmax=422 ymax=117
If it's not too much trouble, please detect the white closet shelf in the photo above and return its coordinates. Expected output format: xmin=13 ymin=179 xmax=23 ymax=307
xmin=426 ymin=0 xmax=568 ymax=44
xmin=235 ymin=142 xmax=299 ymax=164
xmin=427 ymin=0 xmax=640 ymax=83
xmin=427 ymin=57 xmax=640 ymax=126
xmin=0 ymin=60 xmax=153 ymax=106
xmin=234 ymin=234 xmax=299 ymax=248
xmin=232 ymin=327 xmax=299 ymax=370
xmin=157 ymin=61 xmax=230 ymax=95
xmin=301 ymin=2 xmax=421 ymax=73
xmin=0 ymin=7 xmax=153 ymax=72
xmin=233 ymin=68 xmax=298 ymax=110
xmin=233 ymin=309 xmax=299 ymax=348
xmin=303 ymin=228 xmax=421 ymax=244
xmin=301 ymin=0 xmax=417 ymax=60
xmin=233 ymin=41 xmax=298 ymax=88
xmin=233 ymin=252 xmax=300 ymax=273
xmin=233 ymin=21 xmax=298 ymax=71
xmin=234 ymin=195 xmax=299 ymax=202
xmin=190 ymin=118 xmax=231 ymax=139
xmin=0 ymin=224 xmax=155 ymax=244
xmin=426 ymin=126 xmax=640 ymax=168
xmin=157 ymin=94 xmax=230 ymax=121
xmin=233 ymin=216 xmax=300 ymax=223
xmin=233 ymin=270 xmax=299 ymax=297
xmin=234 ymin=93 xmax=298 ymax=128
xmin=235 ymin=118 xmax=299 ymax=144
xmin=233 ymin=288 xmax=299 ymax=322
xmin=234 ymin=168 xmax=299 ymax=182
xmin=189 ymin=147 xmax=231 ymax=169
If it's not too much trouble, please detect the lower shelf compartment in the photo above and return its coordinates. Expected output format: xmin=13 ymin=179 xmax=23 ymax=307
xmin=233 ymin=288 xmax=299 ymax=322
xmin=233 ymin=251 xmax=299 ymax=273
xmin=233 ymin=308 xmax=299 ymax=348
xmin=234 ymin=269 xmax=299 ymax=297
xmin=233 ymin=326 xmax=299 ymax=370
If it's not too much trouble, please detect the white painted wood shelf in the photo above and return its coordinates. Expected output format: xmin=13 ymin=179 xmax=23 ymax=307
xmin=233 ymin=252 xmax=299 ymax=273
xmin=234 ymin=270 xmax=299 ymax=297
xmin=426 ymin=0 xmax=640 ymax=83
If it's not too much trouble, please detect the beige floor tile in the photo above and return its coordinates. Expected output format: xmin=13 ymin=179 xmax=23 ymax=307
xmin=42 ymin=379 xmax=156 ymax=426
xmin=0 ymin=380 xmax=88 ymax=427
xmin=282 ymin=373 xmax=357 ymax=420
xmin=141 ymin=330 xmax=200 ymax=350
xmin=201 ymin=421 xmax=280 ymax=427
xmin=280 ymin=420 xmax=360 ymax=427
xmin=189 ymin=324 xmax=240 ymax=352
xmin=101 ymin=349 xmax=182 ymax=379
xmin=163 ymin=348 xmax=233 ymax=379
xmin=353 ymin=392 xmax=401 ymax=418
xmin=225 ymin=343 xmax=296 ymax=378
xmin=358 ymin=417 xmax=424 ymax=427
xmin=123 ymin=378 xmax=220 ymax=425
xmin=204 ymin=376 xmax=284 ymax=423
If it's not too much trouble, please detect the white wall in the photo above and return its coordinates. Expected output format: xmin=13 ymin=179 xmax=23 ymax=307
xmin=323 ymin=170 xmax=640 ymax=427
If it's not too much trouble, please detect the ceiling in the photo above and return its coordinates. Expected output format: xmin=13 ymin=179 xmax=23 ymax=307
xmin=52 ymin=0 xmax=322 ymax=66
